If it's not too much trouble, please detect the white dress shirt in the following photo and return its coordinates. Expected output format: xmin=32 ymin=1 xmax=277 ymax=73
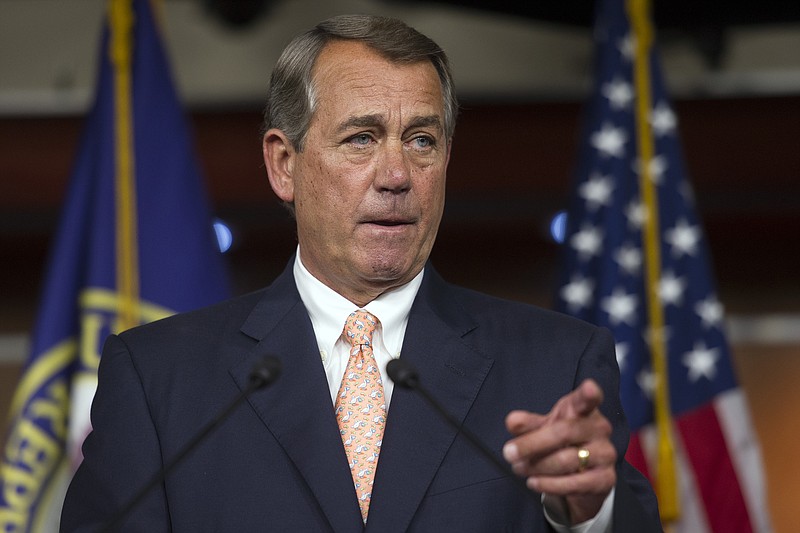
xmin=292 ymin=249 xmax=613 ymax=532
xmin=293 ymin=250 xmax=422 ymax=407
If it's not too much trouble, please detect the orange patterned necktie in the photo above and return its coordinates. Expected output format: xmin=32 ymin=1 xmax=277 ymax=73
xmin=334 ymin=310 xmax=386 ymax=523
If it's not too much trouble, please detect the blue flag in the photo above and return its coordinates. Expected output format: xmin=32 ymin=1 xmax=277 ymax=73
xmin=554 ymin=0 xmax=771 ymax=531
xmin=0 ymin=1 xmax=229 ymax=530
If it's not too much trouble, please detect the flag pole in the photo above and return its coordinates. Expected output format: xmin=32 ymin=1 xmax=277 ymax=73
xmin=626 ymin=0 xmax=680 ymax=521
xmin=110 ymin=0 xmax=140 ymax=332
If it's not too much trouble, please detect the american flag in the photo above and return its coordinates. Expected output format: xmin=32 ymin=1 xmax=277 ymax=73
xmin=555 ymin=0 xmax=772 ymax=531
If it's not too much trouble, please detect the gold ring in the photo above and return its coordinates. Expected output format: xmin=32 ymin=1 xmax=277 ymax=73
xmin=577 ymin=448 xmax=590 ymax=472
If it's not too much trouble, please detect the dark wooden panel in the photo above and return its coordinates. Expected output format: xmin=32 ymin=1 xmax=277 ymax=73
xmin=1 ymin=96 xmax=798 ymax=335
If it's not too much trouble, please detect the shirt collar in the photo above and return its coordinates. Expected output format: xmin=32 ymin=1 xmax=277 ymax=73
xmin=293 ymin=247 xmax=423 ymax=356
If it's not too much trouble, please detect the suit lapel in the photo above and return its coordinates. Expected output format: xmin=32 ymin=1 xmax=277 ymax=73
xmin=366 ymin=268 xmax=494 ymax=532
xmin=229 ymin=263 xmax=364 ymax=532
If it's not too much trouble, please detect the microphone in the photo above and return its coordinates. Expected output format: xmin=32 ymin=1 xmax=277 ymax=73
xmin=100 ymin=355 xmax=282 ymax=532
xmin=386 ymin=358 xmax=535 ymax=499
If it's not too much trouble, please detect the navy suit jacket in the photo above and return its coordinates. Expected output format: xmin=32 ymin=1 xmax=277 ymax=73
xmin=61 ymin=261 xmax=661 ymax=532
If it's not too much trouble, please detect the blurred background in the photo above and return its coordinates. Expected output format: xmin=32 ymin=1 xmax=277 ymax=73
xmin=1 ymin=0 xmax=798 ymax=530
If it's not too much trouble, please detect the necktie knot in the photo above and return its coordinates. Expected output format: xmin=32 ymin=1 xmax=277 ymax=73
xmin=344 ymin=310 xmax=378 ymax=349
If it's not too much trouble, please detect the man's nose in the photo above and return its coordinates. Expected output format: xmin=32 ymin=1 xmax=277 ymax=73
xmin=375 ymin=142 xmax=411 ymax=193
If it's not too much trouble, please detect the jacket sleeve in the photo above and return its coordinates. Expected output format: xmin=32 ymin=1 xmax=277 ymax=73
xmin=576 ymin=326 xmax=663 ymax=533
xmin=60 ymin=334 xmax=170 ymax=533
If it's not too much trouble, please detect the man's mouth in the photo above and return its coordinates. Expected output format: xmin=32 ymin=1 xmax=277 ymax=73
xmin=362 ymin=215 xmax=415 ymax=227
xmin=372 ymin=219 xmax=409 ymax=226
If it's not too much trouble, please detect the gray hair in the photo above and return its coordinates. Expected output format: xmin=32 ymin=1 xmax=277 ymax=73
xmin=262 ymin=14 xmax=459 ymax=151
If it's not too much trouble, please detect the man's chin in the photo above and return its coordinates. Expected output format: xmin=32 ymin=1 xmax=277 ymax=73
xmin=361 ymin=253 xmax=423 ymax=285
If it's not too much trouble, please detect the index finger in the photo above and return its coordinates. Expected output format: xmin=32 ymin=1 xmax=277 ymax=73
xmin=549 ymin=379 xmax=604 ymax=422
xmin=505 ymin=410 xmax=547 ymax=436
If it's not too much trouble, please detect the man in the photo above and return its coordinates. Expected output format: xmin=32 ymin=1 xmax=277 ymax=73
xmin=61 ymin=15 xmax=661 ymax=532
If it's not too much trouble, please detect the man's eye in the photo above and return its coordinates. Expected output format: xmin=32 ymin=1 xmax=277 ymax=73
xmin=349 ymin=133 xmax=372 ymax=146
xmin=411 ymin=136 xmax=434 ymax=149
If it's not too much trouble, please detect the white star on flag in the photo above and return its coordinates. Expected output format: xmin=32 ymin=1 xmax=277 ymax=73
xmin=636 ymin=369 xmax=656 ymax=399
xmin=570 ymin=224 xmax=604 ymax=260
xmin=602 ymin=77 xmax=634 ymax=110
xmin=579 ymin=173 xmax=614 ymax=211
xmin=658 ymin=270 xmax=687 ymax=306
xmin=650 ymin=101 xmax=677 ymax=137
xmin=643 ymin=325 xmax=671 ymax=350
xmin=665 ymin=218 xmax=701 ymax=257
xmin=624 ymin=199 xmax=648 ymax=230
xmin=555 ymin=2 xmax=772 ymax=530
xmin=683 ymin=341 xmax=720 ymax=382
xmin=634 ymin=154 xmax=668 ymax=185
xmin=695 ymin=296 xmax=724 ymax=328
xmin=560 ymin=275 xmax=595 ymax=312
xmin=591 ymin=122 xmax=628 ymax=158
xmin=614 ymin=243 xmax=642 ymax=276
xmin=601 ymin=287 xmax=638 ymax=326
xmin=617 ymin=33 xmax=635 ymax=61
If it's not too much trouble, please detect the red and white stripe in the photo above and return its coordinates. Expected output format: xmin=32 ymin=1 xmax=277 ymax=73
xmin=627 ymin=389 xmax=773 ymax=532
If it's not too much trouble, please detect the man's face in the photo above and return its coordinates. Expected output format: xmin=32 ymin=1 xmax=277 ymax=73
xmin=265 ymin=40 xmax=450 ymax=305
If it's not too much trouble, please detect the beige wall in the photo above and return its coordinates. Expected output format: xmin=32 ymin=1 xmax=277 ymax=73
xmin=3 ymin=0 xmax=800 ymax=116
xmin=733 ymin=345 xmax=800 ymax=533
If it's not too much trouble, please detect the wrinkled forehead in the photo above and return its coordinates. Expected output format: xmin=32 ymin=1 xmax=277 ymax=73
xmin=312 ymin=40 xmax=443 ymax=102
xmin=316 ymin=70 xmax=442 ymax=141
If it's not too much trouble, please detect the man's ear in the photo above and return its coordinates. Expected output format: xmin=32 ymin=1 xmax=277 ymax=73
xmin=263 ymin=128 xmax=296 ymax=203
xmin=445 ymin=139 xmax=453 ymax=169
